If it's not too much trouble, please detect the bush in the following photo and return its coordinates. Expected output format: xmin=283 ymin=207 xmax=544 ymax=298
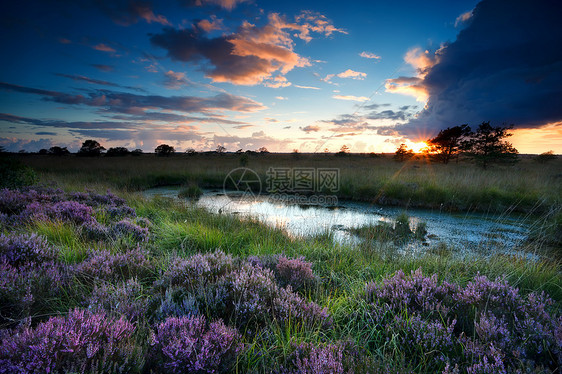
xmin=364 ymin=269 xmax=561 ymax=372
xmin=0 ymin=233 xmax=69 ymax=324
xmin=0 ymin=309 xmax=142 ymax=373
xmin=75 ymin=246 xmax=154 ymax=284
xmin=87 ymin=279 xmax=149 ymax=322
xmin=0 ymin=157 xmax=37 ymax=189
xmin=148 ymin=315 xmax=242 ymax=374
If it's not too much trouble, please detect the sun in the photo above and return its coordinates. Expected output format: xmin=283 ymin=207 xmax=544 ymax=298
xmin=410 ymin=141 xmax=428 ymax=153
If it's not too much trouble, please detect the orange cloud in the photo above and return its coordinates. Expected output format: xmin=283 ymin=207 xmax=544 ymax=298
xmin=384 ymin=76 xmax=428 ymax=102
xmin=197 ymin=16 xmax=223 ymax=32
xmin=153 ymin=11 xmax=344 ymax=86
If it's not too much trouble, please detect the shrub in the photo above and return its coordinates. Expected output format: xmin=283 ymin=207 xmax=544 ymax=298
xmin=281 ymin=341 xmax=369 ymax=374
xmin=0 ymin=233 xmax=58 ymax=266
xmin=87 ymin=279 xmax=149 ymax=322
xmin=75 ymin=246 xmax=153 ymax=284
xmin=111 ymin=219 xmax=149 ymax=242
xmin=0 ymin=157 xmax=37 ymax=189
xmin=364 ymin=269 xmax=561 ymax=372
xmin=276 ymin=256 xmax=316 ymax=291
xmin=0 ymin=309 xmax=142 ymax=373
xmin=148 ymin=315 xmax=242 ymax=374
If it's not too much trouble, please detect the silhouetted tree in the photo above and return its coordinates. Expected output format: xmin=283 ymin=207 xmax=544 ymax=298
xmin=131 ymin=149 xmax=143 ymax=156
xmin=185 ymin=148 xmax=197 ymax=156
xmin=106 ymin=147 xmax=129 ymax=157
xmin=155 ymin=144 xmax=175 ymax=156
xmin=335 ymin=145 xmax=350 ymax=157
xmin=216 ymin=145 xmax=226 ymax=154
xmin=534 ymin=150 xmax=557 ymax=164
xmin=78 ymin=140 xmax=105 ymax=157
xmin=258 ymin=147 xmax=269 ymax=154
xmin=393 ymin=143 xmax=414 ymax=162
xmin=426 ymin=124 xmax=471 ymax=164
xmin=49 ymin=146 xmax=70 ymax=156
xmin=463 ymin=122 xmax=519 ymax=169
xmin=38 ymin=149 xmax=48 ymax=155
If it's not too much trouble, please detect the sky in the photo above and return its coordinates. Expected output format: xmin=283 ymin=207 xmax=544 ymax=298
xmin=0 ymin=0 xmax=561 ymax=154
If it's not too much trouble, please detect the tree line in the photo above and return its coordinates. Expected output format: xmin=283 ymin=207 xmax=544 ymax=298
xmin=394 ymin=121 xmax=556 ymax=168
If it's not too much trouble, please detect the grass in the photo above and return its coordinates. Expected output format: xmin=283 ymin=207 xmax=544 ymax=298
xmin=2 ymin=154 xmax=561 ymax=372
xmin=17 ymin=153 xmax=562 ymax=214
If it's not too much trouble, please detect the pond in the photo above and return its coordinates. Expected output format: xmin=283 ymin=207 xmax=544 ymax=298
xmin=145 ymin=187 xmax=535 ymax=258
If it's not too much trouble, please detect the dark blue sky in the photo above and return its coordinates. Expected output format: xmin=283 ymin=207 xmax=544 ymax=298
xmin=1 ymin=0 xmax=560 ymax=153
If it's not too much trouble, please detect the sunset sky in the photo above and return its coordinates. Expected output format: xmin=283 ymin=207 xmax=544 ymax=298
xmin=1 ymin=0 xmax=561 ymax=154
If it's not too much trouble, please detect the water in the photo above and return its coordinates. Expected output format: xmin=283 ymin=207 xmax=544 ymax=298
xmin=144 ymin=187 xmax=534 ymax=258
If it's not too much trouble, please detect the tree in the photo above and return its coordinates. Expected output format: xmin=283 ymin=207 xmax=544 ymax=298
xmin=105 ymin=147 xmax=129 ymax=157
xmin=78 ymin=140 xmax=105 ymax=156
xmin=155 ymin=144 xmax=175 ymax=156
xmin=216 ymin=145 xmax=226 ymax=154
xmin=185 ymin=148 xmax=197 ymax=156
xmin=463 ymin=122 xmax=518 ymax=169
xmin=336 ymin=145 xmax=350 ymax=156
xmin=393 ymin=143 xmax=414 ymax=162
xmin=131 ymin=149 xmax=143 ymax=156
xmin=534 ymin=151 xmax=557 ymax=164
xmin=48 ymin=146 xmax=70 ymax=156
xmin=426 ymin=124 xmax=471 ymax=164
xmin=258 ymin=147 xmax=269 ymax=154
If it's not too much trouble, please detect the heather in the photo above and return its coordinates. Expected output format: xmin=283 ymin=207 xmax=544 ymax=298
xmin=0 ymin=174 xmax=560 ymax=372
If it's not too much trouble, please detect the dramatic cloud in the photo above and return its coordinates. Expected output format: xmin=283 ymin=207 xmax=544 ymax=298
xmin=332 ymin=95 xmax=369 ymax=102
xmin=384 ymin=76 xmax=428 ymax=102
xmin=359 ymin=51 xmax=381 ymax=60
xmin=151 ymin=12 xmax=343 ymax=86
xmin=454 ymin=10 xmax=473 ymax=27
xmin=0 ymin=82 xmax=266 ymax=115
xmin=390 ymin=0 xmax=562 ymax=138
xmin=91 ymin=0 xmax=170 ymax=26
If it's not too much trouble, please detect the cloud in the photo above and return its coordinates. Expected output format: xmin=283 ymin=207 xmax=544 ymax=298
xmin=197 ymin=16 xmax=223 ymax=32
xmin=367 ymin=109 xmax=410 ymax=121
xmin=332 ymin=95 xmax=369 ymax=102
xmin=179 ymin=0 xmax=251 ymax=11
xmin=55 ymin=73 xmax=146 ymax=92
xmin=359 ymin=51 xmax=381 ymax=60
xmin=392 ymin=0 xmax=562 ymax=138
xmin=93 ymin=43 xmax=116 ymax=53
xmin=384 ymin=76 xmax=428 ymax=102
xmin=91 ymin=0 xmax=170 ymax=26
xmin=294 ymin=85 xmax=320 ymax=90
xmin=163 ymin=70 xmax=189 ymax=89
xmin=324 ymin=69 xmax=367 ymax=83
xmin=0 ymin=137 xmax=55 ymax=152
xmin=0 ymin=82 xmax=266 ymax=115
xmin=455 ymin=10 xmax=473 ymax=27
xmin=91 ymin=64 xmax=114 ymax=72
xmin=275 ymin=96 xmax=287 ymax=100
xmin=151 ymin=11 xmax=342 ymax=86
xmin=301 ymin=125 xmax=320 ymax=132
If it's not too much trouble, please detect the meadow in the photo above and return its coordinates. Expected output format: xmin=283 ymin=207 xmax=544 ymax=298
xmin=0 ymin=153 xmax=560 ymax=373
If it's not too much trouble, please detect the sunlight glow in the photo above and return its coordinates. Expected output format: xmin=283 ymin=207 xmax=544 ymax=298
xmin=410 ymin=141 xmax=428 ymax=153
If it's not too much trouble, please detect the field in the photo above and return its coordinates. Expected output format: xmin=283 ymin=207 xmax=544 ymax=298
xmin=1 ymin=153 xmax=561 ymax=373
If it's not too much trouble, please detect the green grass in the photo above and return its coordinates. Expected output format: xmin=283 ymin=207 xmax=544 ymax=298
xmin=17 ymin=153 xmax=562 ymax=214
